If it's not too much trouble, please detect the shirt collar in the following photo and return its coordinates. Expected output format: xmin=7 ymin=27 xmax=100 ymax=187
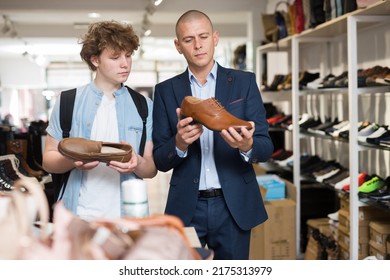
xmin=188 ymin=61 xmax=218 ymax=84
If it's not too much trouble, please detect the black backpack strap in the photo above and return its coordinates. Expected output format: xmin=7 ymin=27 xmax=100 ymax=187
xmin=125 ymin=86 xmax=148 ymax=157
xmin=54 ymin=88 xmax=76 ymax=201
xmin=60 ymin=88 xmax=77 ymax=138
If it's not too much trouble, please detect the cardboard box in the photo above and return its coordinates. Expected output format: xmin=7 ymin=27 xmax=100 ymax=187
xmin=338 ymin=192 xmax=349 ymax=212
xmin=338 ymin=238 xmax=369 ymax=260
xmin=369 ymin=240 xmax=388 ymax=260
xmin=338 ymin=224 xmax=369 ymax=243
xmin=337 ymin=224 xmax=369 ymax=259
xmin=256 ymin=174 xmax=286 ymax=200
xmin=387 ymin=235 xmax=390 ymax=254
xmin=253 ymin=163 xmax=267 ymax=176
xmin=306 ymin=218 xmax=331 ymax=237
xmin=304 ymin=235 xmax=322 ymax=260
xmin=338 ymin=206 xmax=390 ymax=229
xmin=249 ymin=198 xmax=296 ymax=260
xmin=369 ymin=221 xmax=390 ymax=247
xmin=250 ymin=165 xmax=297 ymax=260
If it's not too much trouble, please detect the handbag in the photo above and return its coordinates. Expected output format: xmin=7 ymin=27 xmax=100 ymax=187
xmin=2 ymin=179 xmax=204 ymax=260
xmin=22 ymin=201 xmax=204 ymax=260
xmin=262 ymin=1 xmax=292 ymax=43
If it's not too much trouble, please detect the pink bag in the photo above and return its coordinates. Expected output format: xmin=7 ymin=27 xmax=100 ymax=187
xmin=0 ymin=178 xmax=50 ymax=259
xmin=2 ymin=178 xmax=205 ymax=260
xmin=23 ymin=202 xmax=202 ymax=260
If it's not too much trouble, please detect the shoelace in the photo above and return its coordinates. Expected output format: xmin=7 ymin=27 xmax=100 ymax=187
xmin=210 ymin=97 xmax=224 ymax=112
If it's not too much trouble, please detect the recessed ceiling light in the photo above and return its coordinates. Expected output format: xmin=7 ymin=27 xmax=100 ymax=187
xmin=88 ymin=12 xmax=101 ymax=19
xmin=144 ymin=29 xmax=152 ymax=36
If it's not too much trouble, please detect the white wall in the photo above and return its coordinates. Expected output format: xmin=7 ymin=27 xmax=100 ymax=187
xmin=0 ymin=57 xmax=46 ymax=89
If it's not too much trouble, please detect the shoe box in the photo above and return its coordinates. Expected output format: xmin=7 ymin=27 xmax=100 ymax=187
xmin=338 ymin=224 xmax=369 ymax=260
xmin=306 ymin=218 xmax=332 ymax=239
xmin=250 ymin=165 xmax=296 ymax=260
xmin=337 ymin=207 xmax=390 ymax=259
xmin=338 ymin=192 xmax=349 ymax=212
xmin=304 ymin=218 xmax=334 ymax=260
xmin=368 ymin=221 xmax=390 ymax=260
xmin=304 ymin=234 xmax=323 ymax=260
xmin=256 ymin=174 xmax=286 ymax=200
xmin=386 ymin=235 xmax=390 ymax=255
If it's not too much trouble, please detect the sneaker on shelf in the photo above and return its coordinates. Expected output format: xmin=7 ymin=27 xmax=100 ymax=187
xmin=357 ymin=123 xmax=380 ymax=142
xmin=358 ymin=175 xmax=386 ymax=193
xmin=366 ymin=128 xmax=390 ymax=145
xmin=342 ymin=172 xmax=369 ymax=192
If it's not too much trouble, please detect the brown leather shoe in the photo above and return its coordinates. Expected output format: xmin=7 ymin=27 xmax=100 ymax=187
xmin=58 ymin=137 xmax=132 ymax=163
xmin=180 ymin=96 xmax=252 ymax=132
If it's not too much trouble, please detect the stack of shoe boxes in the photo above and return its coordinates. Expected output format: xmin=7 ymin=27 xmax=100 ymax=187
xmin=368 ymin=221 xmax=390 ymax=260
xmin=337 ymin=193 xmax=390 ymax=259
xmin=387 ymin=236 xmax=390 ymax=255
xmin=249 ymin=164 xmax=296 ymax=260
xmin=304 ymin=218 xmax=333 ymax=260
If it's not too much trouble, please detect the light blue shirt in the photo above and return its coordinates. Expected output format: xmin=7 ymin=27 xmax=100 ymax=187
xmin=189 ymin=63 xmax=221 ymax=191
xmin=46 ymin=82 xmax=154 ymax=214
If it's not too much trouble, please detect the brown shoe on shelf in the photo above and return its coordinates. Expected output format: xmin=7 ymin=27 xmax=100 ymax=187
xmin=58 ymin=138 xmax=132 ymax=163
xmin=180 ymin=96 xmax=252 ymax=132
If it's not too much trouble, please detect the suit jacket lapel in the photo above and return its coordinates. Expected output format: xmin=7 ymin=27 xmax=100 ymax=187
xmin=173 ymin=69 xmax=192 ymax=107
xmin=215 ymin=65 xmax=233 ymax=107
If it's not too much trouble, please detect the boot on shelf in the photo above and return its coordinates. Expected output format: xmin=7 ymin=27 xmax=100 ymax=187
xmin=6 ymin=139 xmax=45 ymax=179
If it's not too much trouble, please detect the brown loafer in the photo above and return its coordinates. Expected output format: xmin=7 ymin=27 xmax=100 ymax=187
xmin=180 ymin=96 xmax=252 ymax=132
xmin=58 ymin=137 xmax=132 ymax=163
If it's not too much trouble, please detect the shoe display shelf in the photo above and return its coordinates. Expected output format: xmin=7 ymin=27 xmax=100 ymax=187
xmin=256 ymin=0 xmax=390 ymax=260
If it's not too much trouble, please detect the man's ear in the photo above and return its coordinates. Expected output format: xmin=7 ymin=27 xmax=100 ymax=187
xmin=213 ymin=31 xmax=219 ymax=47
xmin=174 ymin=39 xmax=182 ymax=54
xmin=90 ymin=55 xmax=99 ymax=68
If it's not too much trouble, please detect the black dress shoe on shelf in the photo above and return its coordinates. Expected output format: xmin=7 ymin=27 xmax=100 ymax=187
xmin=318 ymin=73 xmax=336 ymax=89
xmin=323 ymin=169 xmax=350 ymax=187
xmin=272 ymin=114 xmax=292 ymax=128
xmin=299 ymin=71 xmax=320 ymax=87
xmin=307 ymin=118 xmax=339 ymax=135
xmin=312 ymin=161 xmax=340 ymax=177
xmin=322 ymin=71 xmax=348 ymax=88
xmin=300 ymin=118 xmax=322 ymax=130
xmin=268 ymin=74 xmax=287 ymax=91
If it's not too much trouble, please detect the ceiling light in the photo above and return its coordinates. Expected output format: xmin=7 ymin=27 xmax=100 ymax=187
xmin=88 ymin=12 xmax=101 ymax=19
xmin=143 ymin=29 xmax=152 ymax=36
xmin=142 ymin=14 xmax=152 ymax=36
xmin=153 ymin=0 xmax=163 ymax=6
xmin=42 ymin=90 xmax=55 ymax=100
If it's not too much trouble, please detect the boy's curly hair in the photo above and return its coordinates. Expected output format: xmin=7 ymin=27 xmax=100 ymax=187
xmin=79 ymin=21 xmax=140 ymax=71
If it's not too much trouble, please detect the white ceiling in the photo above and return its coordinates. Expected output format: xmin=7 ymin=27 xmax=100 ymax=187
xmin=0 ymin=0 xmax=268 ymax=65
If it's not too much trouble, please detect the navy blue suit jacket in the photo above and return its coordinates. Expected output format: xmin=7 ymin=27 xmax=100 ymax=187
xmin=152 ymin=64 xmax=273 ymax=231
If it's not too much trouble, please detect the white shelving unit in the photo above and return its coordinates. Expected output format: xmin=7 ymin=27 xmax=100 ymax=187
xmin=256 ymin=0 xmax=390 ymax=259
